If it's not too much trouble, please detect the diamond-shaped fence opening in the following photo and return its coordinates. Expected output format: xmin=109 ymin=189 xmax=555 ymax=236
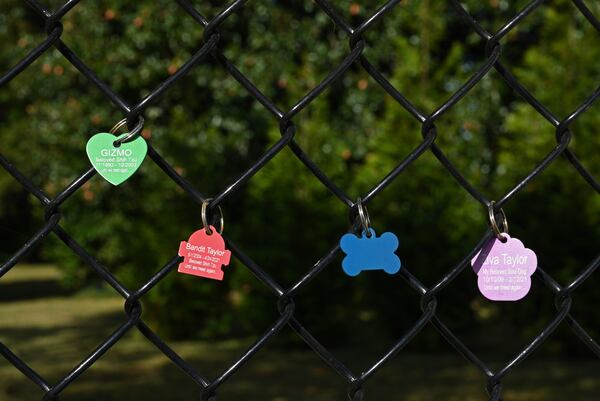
xmin=1 ymin=0 xmax=599 ymax=400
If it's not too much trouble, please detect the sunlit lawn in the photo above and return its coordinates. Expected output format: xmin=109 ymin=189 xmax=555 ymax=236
xmin=1 ymin=265 xmax=599 ymax=401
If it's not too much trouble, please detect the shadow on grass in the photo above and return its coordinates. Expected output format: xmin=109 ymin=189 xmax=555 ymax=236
xmin=1 ymin=265 xmax=599 ymax=401
xmin=34 ymin=344 xmax=600 ymax=401
xmin=0 ymin=279 xmax=73 ymax=301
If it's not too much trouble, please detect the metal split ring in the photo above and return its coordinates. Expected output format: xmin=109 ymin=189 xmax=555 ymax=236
xmin=356 ymin=197 xmax=372 ymax=237
xmin=488 ymin=200 xmax=508 ymax=241
xmin=201 ymin=198 xmax=224 ymax=235
xmin=110 ymin=116 xmax=145 ymax=146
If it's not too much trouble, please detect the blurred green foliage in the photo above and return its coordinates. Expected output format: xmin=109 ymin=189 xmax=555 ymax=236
xmin=0 ymin=0 xmax=598 ymax=351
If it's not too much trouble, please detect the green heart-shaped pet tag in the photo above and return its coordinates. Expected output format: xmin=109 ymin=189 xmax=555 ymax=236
xmin=86 ymin=133 xmax=148 ymax=185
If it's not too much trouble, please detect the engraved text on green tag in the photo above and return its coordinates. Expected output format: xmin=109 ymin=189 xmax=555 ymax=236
xmin=86 ymin=133 xmax=147 ymax=185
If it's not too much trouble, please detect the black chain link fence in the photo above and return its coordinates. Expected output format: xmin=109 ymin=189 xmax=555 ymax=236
xmin=1 ymin=0 xmax=599 ymax=400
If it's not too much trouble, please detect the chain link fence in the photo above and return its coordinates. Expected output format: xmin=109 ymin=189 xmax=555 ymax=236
xmin=1 ymin=0 xmax=599 ymax=400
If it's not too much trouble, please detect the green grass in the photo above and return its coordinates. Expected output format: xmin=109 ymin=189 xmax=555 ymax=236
xmin=1 ymin=265 xmax=599 ymax=401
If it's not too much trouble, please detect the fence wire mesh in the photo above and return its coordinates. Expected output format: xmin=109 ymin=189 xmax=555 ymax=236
xmin=1 ymin=0 xmax=599 ymax=400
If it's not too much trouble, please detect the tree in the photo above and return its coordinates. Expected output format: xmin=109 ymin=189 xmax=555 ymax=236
xmin=0 ymin=0 xmax=598 ymax=348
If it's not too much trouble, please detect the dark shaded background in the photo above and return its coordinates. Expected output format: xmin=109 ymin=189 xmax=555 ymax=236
xmin=0 ymin=0 xmax=599 ymax=399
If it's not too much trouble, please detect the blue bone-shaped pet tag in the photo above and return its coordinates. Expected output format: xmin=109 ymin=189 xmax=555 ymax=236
xmin=340 ymin=228 xmax=401 ymax=277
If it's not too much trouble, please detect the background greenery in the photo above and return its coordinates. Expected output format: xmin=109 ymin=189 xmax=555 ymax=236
xmin=2 ymin=265 xmax=600 ymax=401
xmin=3 ymin=265 xmax=599 ymax=401
xmin=0 ymin=0 xmax=598 ymax=361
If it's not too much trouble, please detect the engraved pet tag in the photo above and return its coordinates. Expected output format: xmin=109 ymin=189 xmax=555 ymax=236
xmin=86 ymin=133 xmax=147 ymax=185
xmin=471 ymin=234 xmax=537 ymax=301
xmin=178 ymin=226 xmax=231 ymax=280
xmin=340 ymin=228 xmax=401 ymax=277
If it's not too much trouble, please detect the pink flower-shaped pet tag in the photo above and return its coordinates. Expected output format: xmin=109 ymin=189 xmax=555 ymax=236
xmin=471 ymin=234 xmax=537 ymax=301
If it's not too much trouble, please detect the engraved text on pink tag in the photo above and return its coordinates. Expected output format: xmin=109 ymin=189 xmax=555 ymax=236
xmin=471 ymin=234 xmax=537 ymax=301
xmin=178 ymin=226 xmax=231 ymax=280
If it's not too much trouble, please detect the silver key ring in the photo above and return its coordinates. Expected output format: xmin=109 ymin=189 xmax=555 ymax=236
xmin=110 ymin=116 xmax=145 ymax=146
xmin=488 ymin=200 xmax=508 ymax=241
xmin=201 ymin=198 xmax=224 ymax=235
xmin=356 ymin=197 xmax=372 ymax=238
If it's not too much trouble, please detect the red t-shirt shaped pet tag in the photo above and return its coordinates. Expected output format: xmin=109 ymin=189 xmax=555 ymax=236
xmin=178 ymin=226 xmax=231 ymax=280
xmin=178 ymin=200 xmax=231 ymax=281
